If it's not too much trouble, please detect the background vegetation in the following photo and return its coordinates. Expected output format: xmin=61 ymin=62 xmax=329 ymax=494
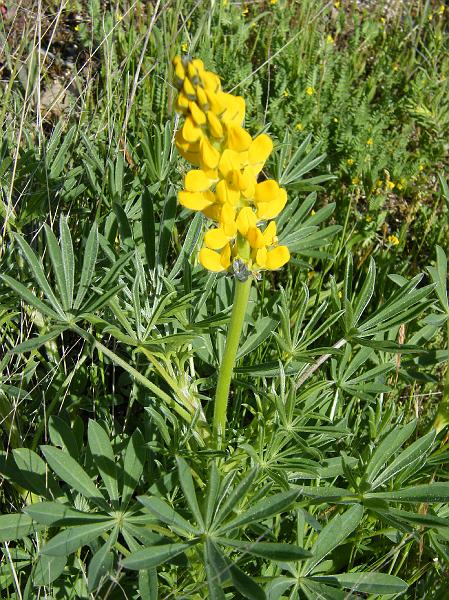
xmin=0 ymin=0 xmax=448 ymax=598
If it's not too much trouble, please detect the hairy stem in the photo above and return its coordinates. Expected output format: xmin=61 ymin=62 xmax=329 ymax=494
xmin=213 ymin=277 xmax=252 ymax=448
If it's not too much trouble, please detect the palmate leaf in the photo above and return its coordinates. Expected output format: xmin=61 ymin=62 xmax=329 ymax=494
xmin=40 ymin=521 xmax=115 ymax=557
xmin=311 ymin=572 xmax=408 ymax=594
xmin=302 ymin=504 xmax=363 ymax=575
xmin=365 ymin=419 xmax=417 ymax=484
xmin=366 ymin=482 xmax=449 ymax=503
xmin=0 ymin=514 xmax=39 ymax=542
xmin=122 ymin=541 xmax=197 ymax=570
xmin=88 ymin=420 xmax=119 ymax=503
xmin=13 ymin=233 xmax=66 ymax=319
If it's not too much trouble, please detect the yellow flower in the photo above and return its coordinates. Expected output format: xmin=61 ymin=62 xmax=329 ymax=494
xmin=387 ymin=181 xmax=395 ymax=190
xmin=346 ymin=158 xmax=354 ymax=166
xmin=306 ymin=86 xmax=315 ymax=96
xmin=270 ymin=0 xmax=278 ymax=4
xmin=334 ymin=1 xmax=340 ymax=7
xmin=388 ymin=234 xmax=399 ymax=246
xmin=242 ymin=6 xmax=249 ymax=15
xmin=439 ymin=5 xmax=445 ymax=14
xmin=333 ymin=117 xmax=338 ymax=123
xmin=392 ymin=63 xmax=399 ymax=72
xmin=419 ymin=164 xmax=424 ymax=172
xmin=295 ymin=123 xmax=303 ymax=131
xmin=181 ymin=42 xmax=189 ymax=53
xmin=283 ymin=90 xmax=289 ymax=97
xmin=222 ymin=0 xmax=229 ymax=5
xmin=365 ymin=215 xmax=373 ymax=222
xmin=173 ymin=55 xmax=290 ymax=275
xmin=351 ymin=176 xmax=360 ymax=185
xmin=326 ymin=34 xmax=334 ymax=44
xmin=366 ymin=138 xmax=373 ymax=146
xmin=397 ymin=183 xmax=403 ymax=190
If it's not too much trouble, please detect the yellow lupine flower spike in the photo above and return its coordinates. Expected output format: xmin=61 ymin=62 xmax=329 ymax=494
xmin=172 ymin=55 xmax=290 ymax=276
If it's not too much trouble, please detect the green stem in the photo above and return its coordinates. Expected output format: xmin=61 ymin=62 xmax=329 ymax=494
xmin=213 ymin=277 xmax=252 ymax=448
xmin=434 ymin=317 xmax=449 ymax=434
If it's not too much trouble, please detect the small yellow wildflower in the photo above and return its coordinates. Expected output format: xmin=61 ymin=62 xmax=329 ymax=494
xmin=181 ymin=42 xmax=189 ymax=53
xmin=376 ymin=179 xmax=382 ymax=187
xmin=333 ymin=117 xmax=339 ymax=123
xmin=388 ymin=234 xmax=399 ymax=246
xmin=397 ymin=183 xmax=403 ymax=190
xmin=242 ymin=6 xmax=249 ymax=15
xmin=347 ymin=158 xmax=354 ymax=166
xmin=75 ymin=24 xmax=80 ymax=31
xmin=387 ymin=181 xmax=395 ymax=190
xmin=380 ymin=17 xmax=385 ymax=24
xmin=222 ymin=0 xmax=229 ymax=5
xmin=306 ymin=86 xmax=315 ymax=96
xmin=366 ymin=138 xmax=373 ymax=146
xmin=311 ymin=209 xmax=316 ymax=216
xmin=295 ymin=123 xmax=303 ymax=131
xmin=326 ymin=34 xmax=334 ymax=45
xmin=270 ymin=0 xmax=278 ymax=4
xmin=392 ymin=63 xmax=399 ymax=72
xmin=334 ymin=1 xmax=340 ymax=7
xmin=419 ymin=164 xmax=424 ymax=172
xmin=352 ymin=176 xmax=360 ymax=185
xmin=115 ymin=11 xmax=123 ymax=22
xmin=439 ymin=5 xmax=445 ymax=14
xmin=366 ymin=215 xmax=373 ymax=222
xmin=338 ymin=290 xmax=343 ymax=298
xmin=283 ymin=90 xmax=289 ymax=98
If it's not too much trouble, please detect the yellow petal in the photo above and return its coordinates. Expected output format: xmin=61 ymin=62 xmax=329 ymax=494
xmin=204 ymin=228 xmax=229 ymax=250
xmin=236 ymin=207 xmax=257 ymax=236
xmin=249 ymin=134 xmax=273 ymax=174
xmin=201 ymin=71 xmax=221 ymax=93
xmin=183 ymin=77 xmax=196 ymax=99
xmin=184 ymin=170 xmax=211 ymax=192
xmin=178 ymin=190 xmax=214 ymax=211
xmin=196 ymin=86 xmax=209 ymax=110
xmin=172 ymin=55 xmax=182 ymax=67
xmin=175 ymin=131 xmax=201 ymax=166
xmin=220 ymin=203 xmax=236 ymax=226
xmin=215 ymin=180 xmax=240 ymax=205
xmin=192 ymin=58 xmax=205 ymax=73
xmin=202 ymin=204 xmax=222 ymax=221
xmin=247 ymin=226 xmax=265 ymax=249
xmin=205 ymin=90 xmax=225 ymax=115
xmin=175 ymin=92 xmax=189 ymax=112
xmin=265 ymin=246 xmax=290 ymax=270
xmin=254 ymin=179 xmax=279 ymax=202
xmin=189 ymin=101 xmax=206 ymax=126
xmin=199 ymin=248 xmax=226 ymax=272
xmin=256 ymin=247 xmax=268 ymax=268
xmin=187 ymin=62 xmax=198 ymax=81
xmin=220 ymin=243 xmax=232 ymax=269
xmin=220 ymin=94 xmax=245 ymax=124
xmin=200 ymin=137 xmax=220 ymax=170
xmin=255 ymin=182 xmax=287 ymax=219
xmin=262 ymin=221 xmax=277 ymax=246
xmin=218 ymin=149 xmax=241 ymax=178
xmin=207 ymin=111 xmax=224 ymax=138
xmin=174 ymin=62 xmax=185 ymax=86
xmin=183 ymin=116 xmax=203 ymax=142
xmin=226 ymin=124 xmax=252 ymax=152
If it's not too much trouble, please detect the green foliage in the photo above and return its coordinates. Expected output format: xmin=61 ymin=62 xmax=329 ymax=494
xmin=0 ymin=0 xmax=448 ymax=598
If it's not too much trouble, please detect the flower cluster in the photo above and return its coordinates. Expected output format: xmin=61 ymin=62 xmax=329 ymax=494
xmin=172 ymin=55 xmax=290 ymax=276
